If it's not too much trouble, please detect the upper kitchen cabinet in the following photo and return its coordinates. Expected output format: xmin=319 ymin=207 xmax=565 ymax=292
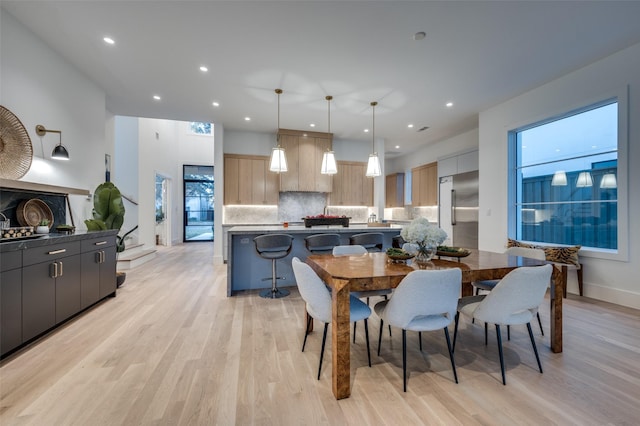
xmin=330 ymin=161 xmax=373 ymax=206
xmin=224 ymin=154 xmax=278 ymax=205
xmin=385 ymin=173 xmax=404 ymax=208
xmin=411 ymin=162 xmax=438 ymax=206
xmin=437 ymin=150 xmax=479 ymax=177
xmin=278 ymin=129 xmax=332 ymax=192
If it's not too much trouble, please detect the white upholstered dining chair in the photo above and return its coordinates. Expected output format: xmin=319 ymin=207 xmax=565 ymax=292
xmin=374 ymin=268 xmax=462 ymax=392
xmin=454 ymin=264 xmax=553 ymax=385
xmin=291 ymin=257 xmax=372 ymax=380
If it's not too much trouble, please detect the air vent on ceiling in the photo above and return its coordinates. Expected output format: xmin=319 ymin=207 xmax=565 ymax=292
xmin=417 ymin=126 xmax=429 ymax=132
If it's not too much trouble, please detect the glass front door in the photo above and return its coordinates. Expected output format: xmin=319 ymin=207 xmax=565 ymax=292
xmin=183 ymin=165 xmax=214 ymax=242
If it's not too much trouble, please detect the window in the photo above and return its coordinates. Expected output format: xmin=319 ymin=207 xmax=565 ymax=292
xmin=188 ymin=122 xmax=213 ymax=136
xmin=509 ymin=100 xmax=619 ymax=251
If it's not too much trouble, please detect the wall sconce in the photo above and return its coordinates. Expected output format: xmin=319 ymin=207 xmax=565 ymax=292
xmin=35 ymin=124 xmax=69 ymax=160
xmin=551 ymin=170 xmax=567 ymax=186
xmin=576 ymin=171 xmax=593 ymax=188
xmin=600 ymin=173 xmax=617 ymax=189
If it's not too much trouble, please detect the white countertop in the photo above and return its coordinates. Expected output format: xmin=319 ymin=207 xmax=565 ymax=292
xmin=228 ymin=224 xmax=403 ymax=233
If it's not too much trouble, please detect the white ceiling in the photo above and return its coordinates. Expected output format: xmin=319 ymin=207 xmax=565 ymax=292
xmin=3 ymin=1 xmax=640 ymax=157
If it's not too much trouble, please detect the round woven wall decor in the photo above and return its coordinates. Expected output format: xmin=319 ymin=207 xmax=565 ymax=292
xmin=0 ymin=105 xmax=33 ymax=179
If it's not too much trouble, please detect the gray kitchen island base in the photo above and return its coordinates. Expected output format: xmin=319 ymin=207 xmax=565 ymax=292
xmin=226 ymin=225 xmax=404 ymax=296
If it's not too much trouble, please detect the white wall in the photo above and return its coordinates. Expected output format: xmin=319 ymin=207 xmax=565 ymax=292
xmin=479 ymin=42 xmax=640 ymax=308
xmin=1 ymin=10 xmax=107 ymax=229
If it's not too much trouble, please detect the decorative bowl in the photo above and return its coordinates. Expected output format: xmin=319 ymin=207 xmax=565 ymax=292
xmin=436 ymin=246 xmax=471 ymax=258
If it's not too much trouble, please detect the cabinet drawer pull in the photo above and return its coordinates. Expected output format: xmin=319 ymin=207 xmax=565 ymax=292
xmin=50 ymin=262 xmax=58 ymax=278
xmin=59 ymin=261 xmax=63 ymax=277
xmin=94 ymin=241 xmax=107 ymax=246
xmin=48 ymin=249 xmax=67 ymax=255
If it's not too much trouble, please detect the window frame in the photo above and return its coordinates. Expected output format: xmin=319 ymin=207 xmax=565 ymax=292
xmin=507 ymin=86 xmax=629 ymax=262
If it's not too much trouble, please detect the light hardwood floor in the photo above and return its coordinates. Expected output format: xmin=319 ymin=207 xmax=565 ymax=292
xmin=1 ymin=243 xmax=639 ymax=425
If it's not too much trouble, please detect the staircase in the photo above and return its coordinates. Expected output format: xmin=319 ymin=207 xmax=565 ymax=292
xmin=117 ymin=243 xmax=157 ymax=270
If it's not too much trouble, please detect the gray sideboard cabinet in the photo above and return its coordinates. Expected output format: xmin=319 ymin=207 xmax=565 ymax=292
xmin=80 ymin=236 xmax=117 ymax=308
xmin=1 ymin=250 xmax=22 ymax=354
xmin=22 ymin=240 xmax=82 ymax=342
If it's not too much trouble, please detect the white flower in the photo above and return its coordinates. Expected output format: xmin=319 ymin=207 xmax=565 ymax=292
xmin=400 ymin=217 xmax=447 ymax=247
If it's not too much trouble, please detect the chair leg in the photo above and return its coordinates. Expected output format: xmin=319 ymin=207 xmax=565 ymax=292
xmin=353 ymin=322 xmax=357 ymax=343
xmin=378 ymin=319 xmax=384 ymax=356
xmin=507 ymin=325 xmax=511 ymax=341
xmin=485 ymin=322 xmax=488 ymax=345
xmin=419 ymin=331 xmax=422 ymax=351
xmin=453 ymin=312 xmax=460 ymax=353
xmin=577 ymin=264 xmax=584 ymax=296
xmin=527 ymin=322 xmax=543 ymax=374
xmin=495 ymin=324 xmax=506 ymax=385
xmin=302 ymin=314 xmax=313 ymax=352
xmin=318 ymin=323 xmax=329 ymax=380
xmin=444 ymin=327 xmax=458 ymax=384
xmin=536 ymin=312 xmax=544 ymax=336
xmin=364 ymin=319 xmax=371 ymax=367
xmin=402 ymin=329 xmax=407 ymax=392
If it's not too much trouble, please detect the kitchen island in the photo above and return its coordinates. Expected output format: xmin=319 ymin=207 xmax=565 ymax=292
xmin=226 ymin=224 xmax=403 ymax=296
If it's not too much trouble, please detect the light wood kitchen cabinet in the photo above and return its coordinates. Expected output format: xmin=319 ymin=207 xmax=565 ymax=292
xmin=385 ymin=173 xmax=404 ymax=207
xmin=224 ymin=154 xmax=278 ymax=205
xmin=411 ymin=162 xmax=438 ymax=206
xmin=330 ymin=161 xmax=373 ymax=206
xmin=278 ymin=129 xmax=333 ymax=192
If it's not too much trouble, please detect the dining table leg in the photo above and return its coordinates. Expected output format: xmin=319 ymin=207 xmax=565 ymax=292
xmin=331 ymin=277 xmax=351 ymax=399
xmin=550 ymin=266 xmax=563 ymax=353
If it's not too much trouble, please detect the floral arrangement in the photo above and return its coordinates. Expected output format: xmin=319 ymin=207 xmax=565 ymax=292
xmin=400 ymin=217 xmax=447 ymax=260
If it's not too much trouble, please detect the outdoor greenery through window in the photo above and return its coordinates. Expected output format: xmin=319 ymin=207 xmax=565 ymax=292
xmin=189 ymin=122 xmax=213 ymax=135
xmin=510 ymin=100 xmax=618 ymax=250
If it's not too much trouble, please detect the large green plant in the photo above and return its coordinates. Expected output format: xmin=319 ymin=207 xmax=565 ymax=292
xmin=85 ymin=182 xmax=135 ymax=252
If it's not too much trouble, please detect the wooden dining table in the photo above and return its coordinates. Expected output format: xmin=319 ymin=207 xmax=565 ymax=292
xmin=305 ymin=250 xmax=564 ymax=400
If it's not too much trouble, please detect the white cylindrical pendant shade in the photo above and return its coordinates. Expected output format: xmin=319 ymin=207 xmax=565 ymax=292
xmin=269 ymin=147 xmax=288 ymax=173
xmin=576 ymin=171 xmax=593 ymax=187
xmin=366 ymin=153 xmax=381 ymax=177
xmin=600 ymin=173 xmax=617 ymax=189
xmin=320 ymin=151 xmax=337 ymax=175
xmin=551 ymin=170 xmax=567 ymax=186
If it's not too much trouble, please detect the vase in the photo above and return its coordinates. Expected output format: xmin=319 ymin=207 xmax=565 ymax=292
xmin=414 ymin=243 xmax=436 ymax=265
xmin=35 ymin=225 xmax=49 ymax=234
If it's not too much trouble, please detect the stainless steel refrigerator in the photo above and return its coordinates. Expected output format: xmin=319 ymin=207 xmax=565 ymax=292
xmin=439 ymin=171 xmax=479 ymax=249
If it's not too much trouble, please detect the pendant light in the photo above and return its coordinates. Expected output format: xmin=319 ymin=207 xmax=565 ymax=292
xmin=320 ymin=95 xmax=337 ymax=175
xmin=365 ymin=101 xmax=381 ymax=177
xmin=269 ymin=88 xmax=288 ymax=173
xmin=576 ymin=171 xmax=593 ymax=188
xmin=600 ymin=173 xmax=617 ymax=189
xmin=551 ymin=170 xmax=567 ymax=186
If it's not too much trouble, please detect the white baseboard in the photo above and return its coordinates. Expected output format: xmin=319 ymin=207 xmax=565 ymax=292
xmin=581 ymin=282 xmax=640 ymax=310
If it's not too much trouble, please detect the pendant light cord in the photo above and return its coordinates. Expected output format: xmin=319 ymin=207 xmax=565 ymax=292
xmin=371 ymin=101 xmax=377 ymax=153
xmin=276 ymin=88 xmax=282 ymax=145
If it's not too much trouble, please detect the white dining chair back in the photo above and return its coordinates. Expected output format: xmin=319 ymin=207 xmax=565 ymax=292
xmin=332 ymin=245 xmax=367 ymax=256
xmin=379 ymin=269 xmax=461 ymax=330
xmin=291 ymin=257 xmax=332 ymax=323
xmin=472 ymin=264 xmax=552 ymax=326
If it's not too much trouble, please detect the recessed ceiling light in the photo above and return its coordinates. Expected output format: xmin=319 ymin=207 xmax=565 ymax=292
xmin=407 ymin=124 xmax=414 ymax=128
xmin=200 ymin=66 xmax=208 ymax=72
xmin=212 ymin=101 xmax=220 ymax=107
xmin=413 ymin=32 xmax=426 ymax=41
xmin=244 ymin=117 xmax=251 ymax=121
xmin=446 ymin=102 xmax=454 ymax=108
xmin=310 ymin=123 xmax=316 ymax=128
xmin=364 ymin=128 xmax=369 ymax=133
xmin=153 ymin=95 xmax=161 ymax=101
xmin=103 ymin=37 xmax=115 ymax=45
xmin=395 ymin=145 xmax=400 ymax=149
